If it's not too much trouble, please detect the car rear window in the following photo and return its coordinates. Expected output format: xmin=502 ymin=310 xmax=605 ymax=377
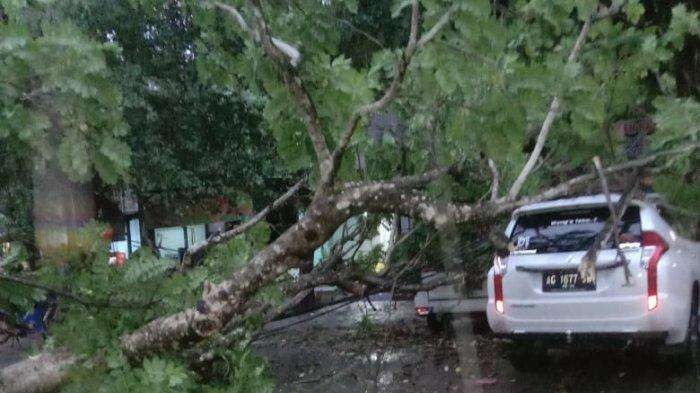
xmin=509 ymin=206 xmax=642 ymax=254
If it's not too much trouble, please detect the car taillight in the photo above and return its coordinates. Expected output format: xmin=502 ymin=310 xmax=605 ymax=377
xmin=494 ymin=273 xmax=504 ymax=314
xmin=415 ymin=306 xmax=431 ymax=316
xmin=642 ymin=231 xmax=668 ymax=311
xmin=492 ymin=254 xmax=506 ymax=314
xmin=493 ymin=254 xmax=507 ymax=275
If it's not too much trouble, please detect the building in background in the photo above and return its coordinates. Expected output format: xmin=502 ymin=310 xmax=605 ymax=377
xmin=102 ymin=189 xmax=251 ymax=262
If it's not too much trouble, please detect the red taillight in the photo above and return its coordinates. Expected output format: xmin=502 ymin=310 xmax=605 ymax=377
xmin=642 ymin=231 xmax=668 ymax=311
xmin=494 ymin=274 xmax=504 ymax=314
xmin=415 ymin=306 xmax=430 ymax=316
xmin=493 ymin=253 xmax=506 ymax=314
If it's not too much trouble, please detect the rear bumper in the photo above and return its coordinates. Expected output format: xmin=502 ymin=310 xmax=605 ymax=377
xmin=486 ymin=297 xmax=686 ymax=345
xmin=495 ymin=331 xmax=668 ymax=347
xmin=486 ymin=267 xmax=691 ymax=345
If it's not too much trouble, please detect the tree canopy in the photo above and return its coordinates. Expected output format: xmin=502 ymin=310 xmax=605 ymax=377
xmin=0 ymin=0 xmax=698 ymax=391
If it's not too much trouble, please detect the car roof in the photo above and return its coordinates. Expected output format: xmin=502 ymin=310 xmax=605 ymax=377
xmin=513 ymin=194 xmax=628 ymax=215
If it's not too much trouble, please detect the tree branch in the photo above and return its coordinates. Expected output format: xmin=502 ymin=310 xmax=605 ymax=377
xmin=593 ymin=155 xmax=632 ymax=284
xmin=506 ymin=19 xmax=590 ymax=201
xmin=593 ymin=156 xmax=632 ymax=285
xmin=499 ymin=144 xmax=699 ymax=212
xmin=180 ymin=176 xmax=306 ymax=270
xmin=578 ymin=170 xmax=639 ymax=283
xmin=417 ymin=4 xmax=459 ymax=47
xmin=349 ymin=145 xmax=699 ymax=229
xmin=342 ymin=160 xmax=463 ymax=192
xmin=211 ymin=2 xmax=300 ymax=66
xmin=487 ymin=158 xmax=499 ymax=201
xmin=214 ymin=0 xmax=332 ymax=179
xmin=327 ymin=3 xmax=458 ymax=186
xmin=0 ymin=350 xmax=77 ymax=393
xmin=0 ymin=274 xmax=155 ymax=309
xmin=506 ymin=3 xmax=627 ymax=201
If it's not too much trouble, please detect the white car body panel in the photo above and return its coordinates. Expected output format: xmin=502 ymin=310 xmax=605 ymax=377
xmin=487 ymin=195 xmax=700 ymax=345
xmin=413 ymin=271 xmax=487 ymax=315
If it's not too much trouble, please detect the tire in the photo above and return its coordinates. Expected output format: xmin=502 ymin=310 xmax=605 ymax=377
xmin=682 ymin=285 xmax=700 ymax=366
xmin=426 ymin=313 xmax=452 ymax=334
xmin=505 ymin=341 xmax=550 ymax=373
xmin=668 ymin=285 xmax=699 ymax=370
xmin=469 ymin=312 xmax=491 ymax=336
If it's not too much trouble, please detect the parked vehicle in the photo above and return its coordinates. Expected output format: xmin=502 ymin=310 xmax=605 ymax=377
xmin=414 ymin=269 xmax=488 ymax=333
xmin=486 ymin=194 xmax=700 ymax=367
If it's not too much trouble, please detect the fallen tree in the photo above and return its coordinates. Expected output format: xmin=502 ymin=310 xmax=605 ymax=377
xmin=119 ymin=0 xmax=625 ymax=360
xmin=1 ymin=1 xmax=698 ymax=391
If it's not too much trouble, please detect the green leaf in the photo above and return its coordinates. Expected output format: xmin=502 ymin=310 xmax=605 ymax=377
xmin=343 ymin=0 xmax=358 ymax=14
xmin=624 ymin=0 xmax=645 ymax=24
xmin=575 ymin=0 xmax=597 ymax=22
xmin=391 ymin=0 xmax=413 ymax=18
xmin=58 ymin=129 xmax=92 ymax=182
xmin=664 ymin=4 xmax=700 ymax=49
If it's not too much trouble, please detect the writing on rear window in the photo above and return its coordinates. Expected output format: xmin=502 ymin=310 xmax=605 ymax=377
xmin=550 ymin=217 xmax=599 ymax=226
xmin=509 ymin=206 xmax=642 ymax=254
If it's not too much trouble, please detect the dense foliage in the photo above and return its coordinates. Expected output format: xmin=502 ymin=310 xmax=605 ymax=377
xmin=0 ymin=0 xmax=698 ymax=391
xmin=0 ymin=4 xmax=130 ymax=183
xmin=68 ymin=0 xmax=289 ymax=216
xmin=3 ymin=221 xmax=276 ymax=391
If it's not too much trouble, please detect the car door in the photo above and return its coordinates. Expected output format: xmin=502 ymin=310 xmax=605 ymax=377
xmin=502 ymin=204 xmax=647 ymax=321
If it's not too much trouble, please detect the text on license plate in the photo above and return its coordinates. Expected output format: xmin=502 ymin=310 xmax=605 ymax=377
xmin=542 ymin=270 xmax=595 ymax=292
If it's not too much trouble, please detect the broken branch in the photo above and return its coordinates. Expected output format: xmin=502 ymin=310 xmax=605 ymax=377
xmin=507 ymin=17 xmax=591 ymax=201
xmin=215 ymin=0 xmax=332 ymax=179
xmin=211 ymin=2 xmax=300 ymax=66
xmin=488 ymin=158 xmax=499 ymax=201
xmin=578 ymin=168 xmax=639 ymax=283
xmin=0 ymin=350 xmax=77 ymax=393
xmin=180 ymin=177 xmax=306 ymax=270
xmin=328 ymin=2 xmax=458 ymax=185
xmin=593 ymin=156 xmax=632 ymax=284
xmin=506 ymin=3 xmax=627 ymax=201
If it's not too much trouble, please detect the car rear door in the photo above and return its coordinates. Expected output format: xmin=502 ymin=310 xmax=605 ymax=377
xmin=502 ymin=205 xmax=647 ymax=321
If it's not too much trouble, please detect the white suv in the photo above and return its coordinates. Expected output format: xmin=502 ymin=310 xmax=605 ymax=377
xmin=487 ymin=195 xmax=700 ymax=352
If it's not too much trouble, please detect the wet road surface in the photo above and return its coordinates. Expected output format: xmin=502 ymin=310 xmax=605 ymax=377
xmin=254 ymin=299 xmax=700 ymax=393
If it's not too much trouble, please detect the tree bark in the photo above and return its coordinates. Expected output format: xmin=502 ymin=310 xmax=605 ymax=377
xmin=0 ymin=351 xmax=76 ymax=393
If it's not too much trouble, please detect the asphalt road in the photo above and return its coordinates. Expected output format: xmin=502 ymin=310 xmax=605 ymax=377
xmin=254 ymin=298 xmax=700 ymax=393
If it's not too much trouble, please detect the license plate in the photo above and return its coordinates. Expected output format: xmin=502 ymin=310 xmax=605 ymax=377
xmin=542 ymin=270 xmax=595 ymax=292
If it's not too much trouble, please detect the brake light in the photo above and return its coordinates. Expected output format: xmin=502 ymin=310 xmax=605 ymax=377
xmin=642 ymin=231 xmax=668 ymax=311
xmin=493 ymin=254 xmax=507 ymax=275
xmin=415 ymin=306 xmax=430 ymax=316
xmin=493 ymin=254 xmax=506 ymax=314
xmin=494 ymin=273 xmax=504 ymax=314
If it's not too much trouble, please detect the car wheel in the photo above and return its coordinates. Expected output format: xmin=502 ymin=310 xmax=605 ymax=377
xmin=505 ymin=341 xmax=550 ymax=373
xmin=469 ymin=312 xmax=491 ymax=336
xmin=670 ymin=287 xmax=700 ymax=369
xmin=426 ymin=313 xmax=452 ymax=334
xmin=426 ymin=313 xmax=441 ymax=333
xmin=685 ymin=287 xmax=700 ymax=369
